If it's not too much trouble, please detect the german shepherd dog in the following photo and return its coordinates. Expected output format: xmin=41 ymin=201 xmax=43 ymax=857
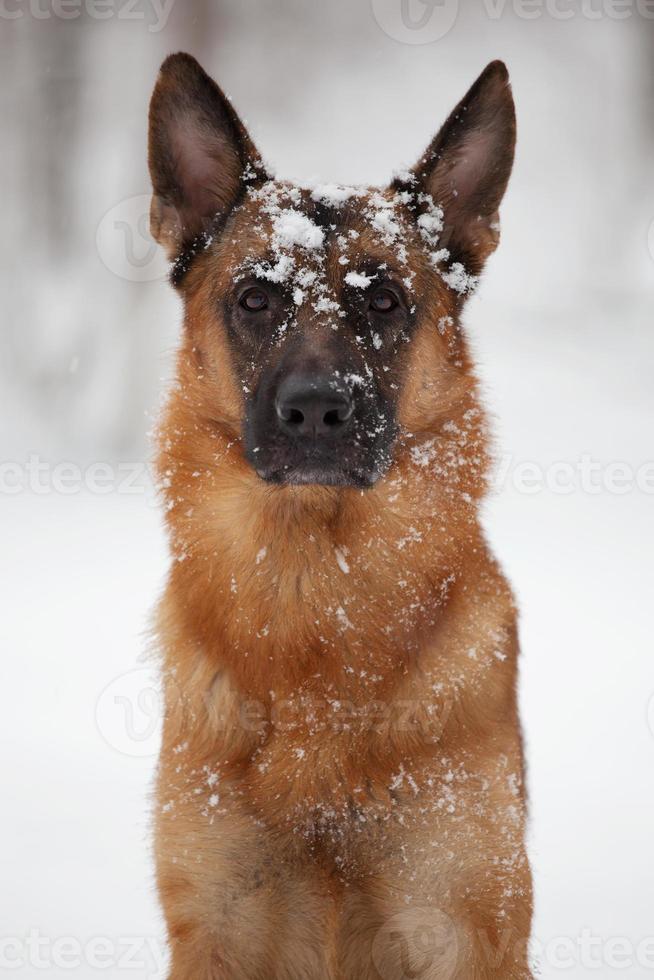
xmin=148 ymin=53 xmax=532 ymax=979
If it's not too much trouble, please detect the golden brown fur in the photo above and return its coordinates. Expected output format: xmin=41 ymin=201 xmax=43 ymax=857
xmin=148 ymin=53 xmax=533 ymax=978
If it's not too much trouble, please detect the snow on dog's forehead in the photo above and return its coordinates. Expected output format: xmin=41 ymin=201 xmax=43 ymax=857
xmin=224 ymin=178 xmax=478 ymax=301
xmin=272 ymin=209 xmax=324 ymax=251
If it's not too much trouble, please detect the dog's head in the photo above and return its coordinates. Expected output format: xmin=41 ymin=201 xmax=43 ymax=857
xmin=148 ymin=54 xmax=515 ymax=492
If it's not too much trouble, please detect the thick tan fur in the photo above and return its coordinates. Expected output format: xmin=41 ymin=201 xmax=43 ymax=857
xmin=150 ymin=56 xmax=533 ymax=980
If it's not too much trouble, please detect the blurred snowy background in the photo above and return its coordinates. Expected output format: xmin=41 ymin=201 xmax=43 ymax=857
xmin=2 ymin=0 xmax=653 ymax=976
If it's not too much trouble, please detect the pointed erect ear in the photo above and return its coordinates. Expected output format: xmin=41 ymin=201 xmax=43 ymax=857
xmin=411 ymin=61 xmax=516 ymax=275
xmin=148 ymin=53 xmax=266 ymax=261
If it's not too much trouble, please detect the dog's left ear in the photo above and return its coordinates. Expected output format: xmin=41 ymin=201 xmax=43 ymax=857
xmin=410 ymin=60 xmax=516 ymax=275
xmin=148 ymin=52 xmax=266 ymax=260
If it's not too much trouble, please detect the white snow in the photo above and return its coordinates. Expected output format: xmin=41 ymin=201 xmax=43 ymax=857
xmin=309 ymin=183 xmax=359 ymax=205
xmin=440 ymin=262 xmax=479 ymax=295
xmin=334 ymin=547 xmax=350 ymax=575
xmin=313 ymin=296 xmax=340 ymax=314
xmin=254 ymin=252 xmax=294 ymax=283
xmin=272 ymin=209 xmax=324 ymax=251
xmin=410 ymin=439 xmax=437 ymax=468
xmin=369 ymin=209 xmax=401 ymax=242
xmin=417 ymin=208 xmax=443 ymax=243
xmin=344 ymin=270 xmax=374 ymax=289
xmin=335 ymin=606 xmax=353 ymax=630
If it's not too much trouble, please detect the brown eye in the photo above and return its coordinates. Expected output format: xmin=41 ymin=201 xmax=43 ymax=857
xmin=369 ymin=289 xmax=398 ymax=313
xmin=240 ymin=287 xmax=269 ymax=312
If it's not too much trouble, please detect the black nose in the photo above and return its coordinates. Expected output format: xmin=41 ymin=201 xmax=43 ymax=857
xmin=275 ymin=375 xmax=353 ymax=438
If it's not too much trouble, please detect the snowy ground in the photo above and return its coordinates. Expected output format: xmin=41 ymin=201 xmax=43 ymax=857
xmin=476 ymin=296 xmax=654 ymax=977
xmin=2 ymin=296 xmax=653 ymax=978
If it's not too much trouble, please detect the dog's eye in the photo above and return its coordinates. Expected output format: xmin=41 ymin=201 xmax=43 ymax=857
xmin=369 ymin=289 xmax=398 ymax=313
xmin=240 ymin=288 xmax=269 ymax=312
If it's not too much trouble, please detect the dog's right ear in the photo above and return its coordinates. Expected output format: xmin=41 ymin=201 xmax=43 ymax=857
xmin=409 ymin=61 xmax=516 ymax=277
xmin=148 ymin=53 xmax=265 ymax=260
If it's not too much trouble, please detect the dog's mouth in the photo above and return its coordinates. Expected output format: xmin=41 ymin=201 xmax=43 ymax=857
xmin=254 ymin=458 xmax=381 ymax=489
xmin=248 ymin=434 xmax=394 ymax=489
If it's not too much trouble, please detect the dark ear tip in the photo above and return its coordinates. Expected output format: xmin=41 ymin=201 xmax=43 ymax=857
xmin=158 ymin=51 xmax=205 ymax=80
xmin=477 ymin=60 xmax=514 ymax=119
xmin=484 ymin=59 xmax=509 ymax=82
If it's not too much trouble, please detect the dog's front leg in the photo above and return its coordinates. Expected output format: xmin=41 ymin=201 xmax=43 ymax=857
xmin=155 ymin=753 xmax=338 ymax=980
